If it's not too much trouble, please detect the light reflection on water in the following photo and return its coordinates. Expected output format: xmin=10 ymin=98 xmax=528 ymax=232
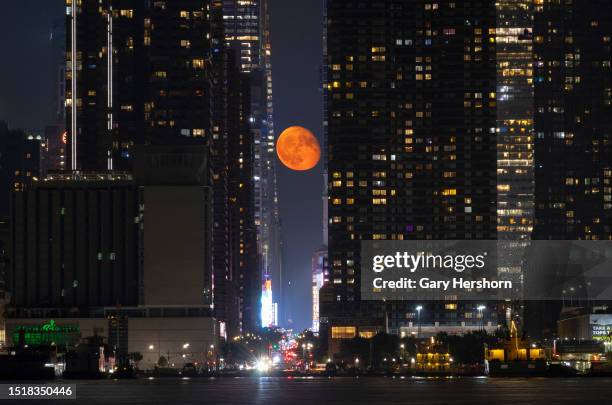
xmin=45 ymin=377 xmax=612 ymax=405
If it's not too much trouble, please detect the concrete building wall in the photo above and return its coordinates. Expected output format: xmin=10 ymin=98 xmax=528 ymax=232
xmin=142 ymin=186 xmax=213 ymax=307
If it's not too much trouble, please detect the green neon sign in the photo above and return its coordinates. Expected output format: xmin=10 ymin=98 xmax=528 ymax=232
xmin=13 ymin=320 xmax=80 ymax=346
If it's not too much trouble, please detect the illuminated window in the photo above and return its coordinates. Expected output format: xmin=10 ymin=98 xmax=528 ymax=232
xmin=331 ymin=326 xmax=356 ymax=339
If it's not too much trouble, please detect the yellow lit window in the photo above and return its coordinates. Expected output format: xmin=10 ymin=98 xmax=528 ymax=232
xmin=331 ymin=326 xmax=356 ymax=339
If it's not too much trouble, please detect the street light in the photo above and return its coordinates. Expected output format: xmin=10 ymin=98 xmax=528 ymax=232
xmin=416 ymin=305 xmax=423 ymax=338
xmin=477 ymin=305 xmax=486 ymax=331
xmin=183 ymin=343 xmax=190 ymax=349
xmin=149 ymin=344 xmax=155 ymax=351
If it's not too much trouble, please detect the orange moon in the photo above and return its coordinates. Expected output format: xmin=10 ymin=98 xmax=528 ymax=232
xmin=276 ymin=126 xmax=321 ymax=171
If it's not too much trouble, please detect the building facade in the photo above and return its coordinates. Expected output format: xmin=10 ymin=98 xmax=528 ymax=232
xmin=0 ymin=122 xmax=44 ymax=218
xmin=8 ymin=173 xmax=140 ymax=315
xmin=65 ymin=0 xmax=213 ymax=171
xmin=527 ymin=0 xmax=612 ymax=338
xmin=63 ymin=0 xmax=261 ymax=336
xmin=222 ymin=0 xmax=282 ymax=327
xmin=7 ymin=146 xmax=218 ymax=368
xmin=311 ymin=246 xmax=328 ymax=333
xmin=495 ymin=0 xmax=535 ymax=329
xmin=323 ymin=0 xmax=499 ymax=355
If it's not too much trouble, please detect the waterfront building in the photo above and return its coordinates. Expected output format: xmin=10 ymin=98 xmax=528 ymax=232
xmin=6 ymin=146 xmax=218 ymax=369
xmin=527 ymin=0 xmax=612 ymax=338
xmin=495 ymin=0 xmax=535 ymax=329
xmin=322 ymin=0 xmax=499 ymax=356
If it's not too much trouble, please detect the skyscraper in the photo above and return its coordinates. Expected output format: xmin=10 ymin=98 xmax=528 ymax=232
xmin=222 ymin=0 xmax=282 ymax=327
xmin=533 ymin=0 xmax=612 ymax=241
xmin=62 ymin=0 xmax=261 ymax=336
xmin=495 ymin=0 xmax=534 ymax=329
xmin=66 ymin=0 xmax=213 ymax=171
xmin=527 ymin=0 xmax=612 ymax=338
xmin=322 ymin=0 xmax=498 ymax=356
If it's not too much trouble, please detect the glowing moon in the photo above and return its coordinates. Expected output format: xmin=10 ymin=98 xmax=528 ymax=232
xmin=276 ymin=126 xmax=321 ymax=171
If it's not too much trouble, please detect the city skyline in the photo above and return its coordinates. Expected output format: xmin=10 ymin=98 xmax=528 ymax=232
xmin=0 ymin=0 xmax=610 ymax=349
xmin=0 ymin=0 xmax=324 ymax=331
xmin=2 ymin=2 xmax=612 ymax=400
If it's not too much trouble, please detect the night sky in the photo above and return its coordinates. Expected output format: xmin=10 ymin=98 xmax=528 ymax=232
xmin=0 ymin=0 xmax=324 ymax=331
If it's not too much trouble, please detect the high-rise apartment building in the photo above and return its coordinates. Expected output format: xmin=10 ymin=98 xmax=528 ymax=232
xmin=496 ymin=1 xmax=534 ymax=241
xmin=322 ymin=0 xmax=499 ymax=356
xmin=532 ymin=0 xmax=612 ymax=240
xmin=495 ymin=0 xmax=534 ymax=329
xmin=527 ymin=0 xmax=612 ymax=338
xmin=62 ymin=0 xmax=260 ymax=335
xmin=222 ymin=0 xmax=282 ymax=327
xmin=211 ymin=1 xmax=259 ymax=334
xmin=66 ymin=0 xmax=213 ymax=171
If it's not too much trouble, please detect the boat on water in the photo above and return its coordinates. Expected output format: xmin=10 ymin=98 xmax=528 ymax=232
xmin=484 ymin=321 xmax=575 ymax=377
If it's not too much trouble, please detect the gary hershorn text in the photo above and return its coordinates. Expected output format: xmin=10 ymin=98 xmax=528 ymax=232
xmin=372 ymin=277 xmax=512 ymax=291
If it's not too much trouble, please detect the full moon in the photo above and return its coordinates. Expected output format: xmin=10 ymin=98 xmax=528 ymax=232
xmin=276 ymin=126 xmax=321 ymax=171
